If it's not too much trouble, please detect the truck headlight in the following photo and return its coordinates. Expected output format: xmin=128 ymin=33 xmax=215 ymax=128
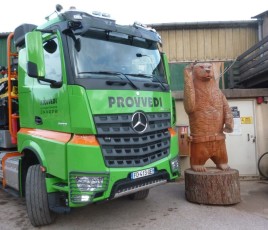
xmin=70 ymin=172 xmax=109 ymax=203
xmin=75 ymin=176 xmax=104 ymax=192
xmin=170 ymin=156 xmax=179 ymax=173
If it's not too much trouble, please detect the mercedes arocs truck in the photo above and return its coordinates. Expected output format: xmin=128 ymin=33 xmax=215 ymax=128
xmin=0 ymin=5 xmax=179 ymax=226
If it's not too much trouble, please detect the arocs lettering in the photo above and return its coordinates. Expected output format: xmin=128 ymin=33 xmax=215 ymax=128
xmin=40 ymin=98 xmax=57 ymax=106
xmin=108 ymin=96 xmax=163 ymax=108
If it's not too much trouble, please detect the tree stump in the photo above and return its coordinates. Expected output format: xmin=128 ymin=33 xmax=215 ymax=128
xmin=184 ymin=167 xmax=241 ymax=205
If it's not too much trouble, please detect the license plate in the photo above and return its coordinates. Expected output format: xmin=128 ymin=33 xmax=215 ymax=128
xmin=131 ymin=168 xmax=155 ymax=180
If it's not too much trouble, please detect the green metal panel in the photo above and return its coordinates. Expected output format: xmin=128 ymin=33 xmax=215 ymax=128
xmin=222 ymin=61 xmax=235 ymax=89
xmin=0 ymin=36 xmax=8 ymax=68
xmin=0 ymin=34 xmax=16 ymax=77
xmin=169 ymin=63 xmax=187 ymax=91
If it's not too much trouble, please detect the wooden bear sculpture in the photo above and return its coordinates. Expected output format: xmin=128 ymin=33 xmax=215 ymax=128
xmin=183 ymin=63 xmax=234 ymax=172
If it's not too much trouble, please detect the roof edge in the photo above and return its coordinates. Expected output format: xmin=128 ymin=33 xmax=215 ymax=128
xmin=148 ymin=20 xmax=258 ymax=30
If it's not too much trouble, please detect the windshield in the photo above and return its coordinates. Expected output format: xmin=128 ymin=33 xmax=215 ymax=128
xmin=69 ymin=30 xmax=167 ymax=83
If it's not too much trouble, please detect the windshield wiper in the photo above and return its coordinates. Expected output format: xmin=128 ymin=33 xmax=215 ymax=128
xmin=79 ymin=71 xmax=139 ymax=90
xmin=127 ymin=73 xmax=167 ymax=91
xmin=151 ymin=74 xmax=167 ymax=90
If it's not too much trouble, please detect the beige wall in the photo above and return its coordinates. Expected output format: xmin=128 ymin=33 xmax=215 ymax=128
xmin=175 ymin=98 xmax=268 ymax=176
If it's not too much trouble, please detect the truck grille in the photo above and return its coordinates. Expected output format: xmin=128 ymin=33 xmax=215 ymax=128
xmin=94 ymin=112 xmax=171 ymax=168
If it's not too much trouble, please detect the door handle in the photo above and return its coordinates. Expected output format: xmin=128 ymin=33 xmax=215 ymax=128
xmin=35 ymin=116 xmax=43 ymax=125
xmin=247 ymin=134 xmax=256 ymax=143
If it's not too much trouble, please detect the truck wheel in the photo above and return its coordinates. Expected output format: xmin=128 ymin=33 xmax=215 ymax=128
xmin=128 ymin=189 xmax=150 ymax=200
xmin=26 ymin=164 xmax=55 ymax=226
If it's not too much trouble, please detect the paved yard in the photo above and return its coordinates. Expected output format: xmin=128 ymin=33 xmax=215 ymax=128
xmin=0 ymin=179 xmax=268 ymax=230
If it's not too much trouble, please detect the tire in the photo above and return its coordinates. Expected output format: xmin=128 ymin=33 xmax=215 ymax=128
xmin=26 ymin=164 xmax=55 ymax=227
xmin=258 ymin=152 xmax=268 ymax=179
xmin=128 ymin=189 xmax=150 ymax=200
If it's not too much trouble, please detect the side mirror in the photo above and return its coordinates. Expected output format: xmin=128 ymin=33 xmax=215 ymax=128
xmin=161 ymin=52 xmax=171 ymax=85
xmin=25 ymin=31 xmax=45 ymax=78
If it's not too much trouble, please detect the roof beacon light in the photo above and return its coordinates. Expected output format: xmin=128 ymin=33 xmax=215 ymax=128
xmin=134 ymin=21 xmax=148 ymax=29
xmin=92 ymin=11 xmax=111 ymax=19
xmin=134 ymin=21 xmax=157 ymax=33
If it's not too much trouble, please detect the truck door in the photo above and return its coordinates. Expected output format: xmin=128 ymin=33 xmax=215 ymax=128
xmin=32 ymin=36 xmax=71 ymax=132
xmin=30 ymin=35 xmax=71 ymax=179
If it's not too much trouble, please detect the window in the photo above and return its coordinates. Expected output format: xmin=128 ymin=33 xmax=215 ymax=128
xmin=43 ymin=38 xmax=62 ymax=82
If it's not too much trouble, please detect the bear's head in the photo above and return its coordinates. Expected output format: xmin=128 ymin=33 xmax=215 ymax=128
xmin=193 ymin=63 xmax=214 ymax=82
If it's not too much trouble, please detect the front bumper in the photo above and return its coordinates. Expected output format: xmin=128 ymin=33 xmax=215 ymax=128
xmin=111 ymin=170 xmax=169 ymax=199
xmin=66 ymin=156 xmax=179 ymax=207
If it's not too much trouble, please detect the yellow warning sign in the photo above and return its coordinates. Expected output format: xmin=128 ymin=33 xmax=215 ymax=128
xmin=241 ymin=116 xmax=253 ymax=124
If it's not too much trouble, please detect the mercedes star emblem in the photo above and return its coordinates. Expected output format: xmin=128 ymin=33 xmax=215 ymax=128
xmin=131 ymin=112 xmax=148 ymax=133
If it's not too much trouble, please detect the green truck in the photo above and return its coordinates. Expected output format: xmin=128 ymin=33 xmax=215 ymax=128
xmin=0 ymin=5 xmax=179 ymax=227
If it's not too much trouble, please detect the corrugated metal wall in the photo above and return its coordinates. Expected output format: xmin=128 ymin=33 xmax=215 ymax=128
xmin=155 ymin=25 xmax=258 ymax=62
xmin=150 ymin=21 xmax=259 ymax=90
